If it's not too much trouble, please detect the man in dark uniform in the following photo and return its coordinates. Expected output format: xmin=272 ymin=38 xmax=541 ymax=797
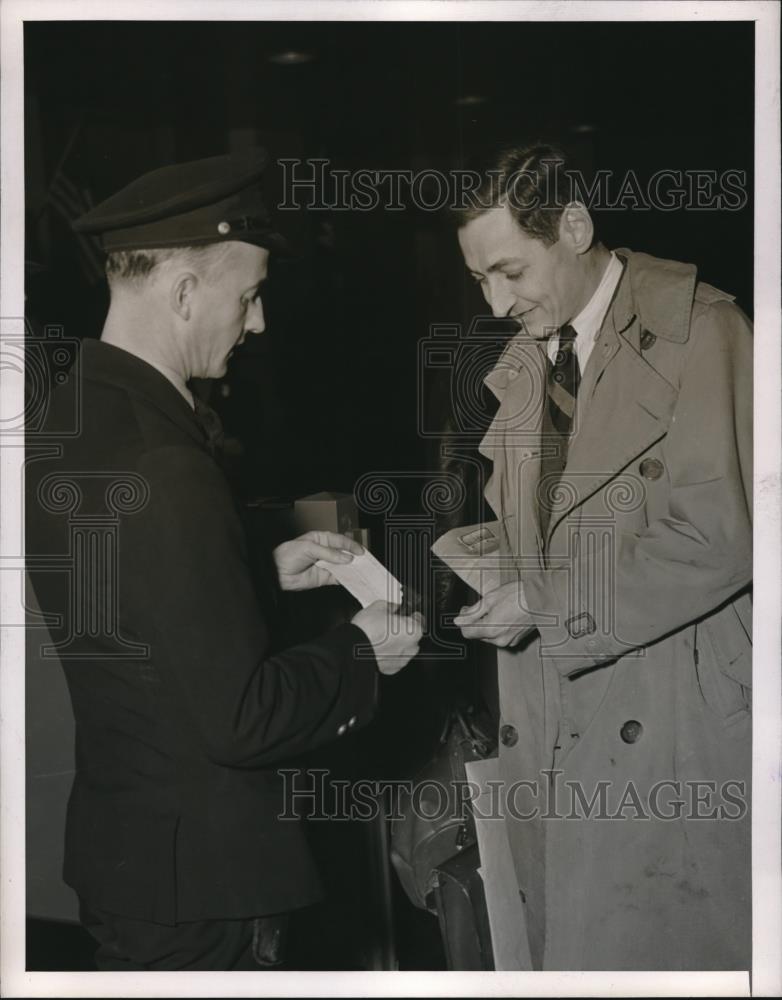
xmin=26 ymin=150 xmax=423 ymax=970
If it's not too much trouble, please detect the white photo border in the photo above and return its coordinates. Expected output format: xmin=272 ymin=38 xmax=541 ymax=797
xmin=2 ymin=1 xmax=779 ymax=996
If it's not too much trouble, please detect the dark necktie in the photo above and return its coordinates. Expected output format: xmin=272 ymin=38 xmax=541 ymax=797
xmin=193 ymin=396 xmax=225 ymax=458
xmin=538 ymin=324 xmax=581 ymax=538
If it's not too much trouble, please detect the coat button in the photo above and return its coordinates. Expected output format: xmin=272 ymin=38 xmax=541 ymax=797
xmin=217 ymin=220 xmax=231 ymax=235
xmin=337 ymin=723 xmax=348 ymax=736
xmin=500 ymin=724 xmax=518 ymax=747
xmin=639 ymin=458 xmax=664 ymax=480
xmin=348 ymin=716 xmax=357 ymax=728
xmin=620 ymin=720 xmax=643 ymax=744
xmin=640 ymin=330 xmax=657 ymax=350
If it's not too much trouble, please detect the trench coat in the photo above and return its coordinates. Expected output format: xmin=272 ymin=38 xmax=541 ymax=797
xmin=478 ymin=249 xmax=752 ymax=970
xmin=26 ymin=339 xmax=378 ymax=925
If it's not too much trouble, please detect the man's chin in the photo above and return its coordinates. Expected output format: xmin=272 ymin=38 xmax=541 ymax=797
xmin=205 ymin=361 xmax=229 ymax=379
xmin=519 ymin=320 xmax=554 ymax=341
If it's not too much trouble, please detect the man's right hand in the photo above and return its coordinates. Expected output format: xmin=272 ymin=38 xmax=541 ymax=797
xmin=351 ymin=600 xmax=424 ymax=675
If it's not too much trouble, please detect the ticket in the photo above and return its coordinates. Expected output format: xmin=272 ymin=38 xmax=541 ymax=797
xmin=317 ymin=548 xmax=403 ymax=608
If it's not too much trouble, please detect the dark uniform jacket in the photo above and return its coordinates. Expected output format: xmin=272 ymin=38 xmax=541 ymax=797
xmin=26 ymin=338 xmax=378 ymax=925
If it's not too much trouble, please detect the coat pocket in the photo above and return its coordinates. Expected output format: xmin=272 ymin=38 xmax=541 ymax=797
xmin=702 ymin=597 xmax=752 ymax=688
xmin=694 ymin=605 xmax=752 ymax=727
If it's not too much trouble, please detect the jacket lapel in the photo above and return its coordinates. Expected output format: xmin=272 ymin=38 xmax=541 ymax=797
xmin=480 ymin=333 xmax=547 ymax=561
xmin=542 ymin=311 xmax=678 ymax=546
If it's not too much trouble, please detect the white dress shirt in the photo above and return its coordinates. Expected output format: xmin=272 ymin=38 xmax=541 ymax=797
xmin=546 ymin=250 xmax=623 ymax=372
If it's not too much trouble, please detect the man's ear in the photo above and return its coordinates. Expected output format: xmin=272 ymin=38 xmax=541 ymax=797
xmin=559 ymin=202 xmax=594 ymax=256
xmin=171 ymin=272 xmax=198 ymax=320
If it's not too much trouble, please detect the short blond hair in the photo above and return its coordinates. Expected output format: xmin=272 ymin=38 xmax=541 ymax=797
xmin=105 ymin=243 xmax=234 ymax=288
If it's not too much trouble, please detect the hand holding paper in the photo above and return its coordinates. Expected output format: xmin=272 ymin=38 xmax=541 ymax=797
xmin=431 ymin=521 xmax=504 ymax=596
xmin=352 ymin=601 xmax=424 ymax=675
xmin=433 ymin=519 xmax=536 ymax=647
xmin=453 ymin=579 xmax=536 ymax=647
xmin=274 ymin=531 xmax=364 ymax=591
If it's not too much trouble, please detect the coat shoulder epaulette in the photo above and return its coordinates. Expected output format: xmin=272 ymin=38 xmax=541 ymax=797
xmin=693 ymin=281 xmax=736 ymax=306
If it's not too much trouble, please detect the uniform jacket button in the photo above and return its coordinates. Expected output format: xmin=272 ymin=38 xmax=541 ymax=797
xmin=640 ymin=330 xmax=657 ymax=350
xmin=639 ymin=458 xmax=664 ymax=480
xmin=620 ymin=720 xmax=643 ymax=744
xmin=337 ymin=723 xmax=348 ymax=736
xmin=500 ymin=724 xmax=518 ymax=747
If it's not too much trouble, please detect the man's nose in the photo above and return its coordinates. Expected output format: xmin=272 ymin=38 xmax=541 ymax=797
xmin=484 ymin=276 xmax=515 ymax=319
xmin=245 ymin=297 xmax=266 ymax=336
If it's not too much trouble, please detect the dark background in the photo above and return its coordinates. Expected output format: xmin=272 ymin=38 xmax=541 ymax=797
xmin=24 ymin=18 xmax=754 ymax=971
xmin=25 ymin=20 xmax=754 ymax=501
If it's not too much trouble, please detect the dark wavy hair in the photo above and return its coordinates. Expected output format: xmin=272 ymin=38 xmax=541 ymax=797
xmin=452 ymin=142 xmax=593 ymax=246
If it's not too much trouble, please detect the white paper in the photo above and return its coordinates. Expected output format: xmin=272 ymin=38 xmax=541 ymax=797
xmin=464 ymin=756 xmax=533 ymax=971
xmin=317 ymin=548 xmax=403 ymax=608
xmin=431 ymin=521 xmax=504 ymax=596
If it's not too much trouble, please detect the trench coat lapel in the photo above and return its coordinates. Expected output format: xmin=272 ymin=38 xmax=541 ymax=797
xmin=479 ymin=332 xmax=547 ymax=564
xmin=542 ymin=310 xmax=678 ymax=546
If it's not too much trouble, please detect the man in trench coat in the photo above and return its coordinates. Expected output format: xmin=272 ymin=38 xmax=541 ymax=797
xmin=453 ymin=144 xmax=752 ymax=970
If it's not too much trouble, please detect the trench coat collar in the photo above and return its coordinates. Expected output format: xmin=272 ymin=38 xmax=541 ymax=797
xmin=79 ymin=338 xmax=206 ymax=448
xmin=610 ymin=247 xmax=698 ymax=345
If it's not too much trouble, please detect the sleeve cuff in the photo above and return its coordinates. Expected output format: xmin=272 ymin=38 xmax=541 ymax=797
xmin=522 ymin=565 xmax=620 ymax=675
xmin=315 ymin=621 xmax=380 ymax=730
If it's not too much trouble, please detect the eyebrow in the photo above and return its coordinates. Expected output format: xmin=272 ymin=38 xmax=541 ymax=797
xmin=469 ymin=258 xmax=527 ymax=276
xmin=243 ymin=277 xmax=268 ymax=294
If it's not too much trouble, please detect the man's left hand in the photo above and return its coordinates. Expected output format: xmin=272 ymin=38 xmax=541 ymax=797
xmin=453 ymin=580 xmax=537 ymax=647
xmin=274 ymin=531 xmax=364 ymax=592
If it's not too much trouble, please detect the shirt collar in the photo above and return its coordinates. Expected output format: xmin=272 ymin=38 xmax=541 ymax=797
xmin=547 ymin=250 xmax=623 ymax=368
